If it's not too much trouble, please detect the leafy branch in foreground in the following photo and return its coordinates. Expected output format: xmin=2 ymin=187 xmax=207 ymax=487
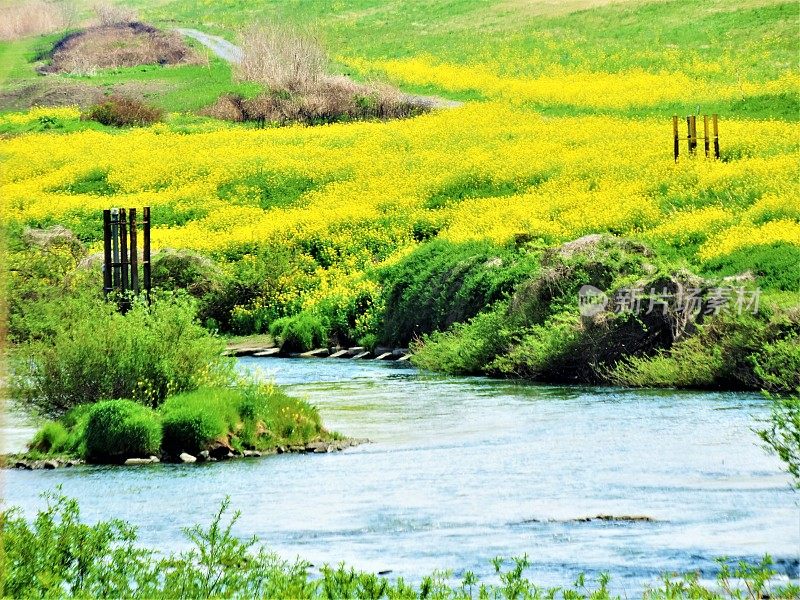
xmin=757 ymin=393 xmax=800 ymax=487
xmin=1 ymin=491 xmax=798 ymax=599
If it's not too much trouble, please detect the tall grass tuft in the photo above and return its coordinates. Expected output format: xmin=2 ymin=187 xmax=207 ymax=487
xmin=0 ymin=0 xmax=74 ymax=41
xmin=236 ymin=22 xmax=327 ymax=93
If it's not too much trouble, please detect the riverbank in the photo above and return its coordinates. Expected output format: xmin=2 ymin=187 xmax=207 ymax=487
xmin=3 ymin=357 xmax=796 ymax=592
xmin=3 ymin=436 xmax=367 ymax=470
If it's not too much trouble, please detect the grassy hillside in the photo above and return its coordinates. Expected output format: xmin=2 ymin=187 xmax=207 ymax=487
xmin=1 ymin=0 xmax=798 ymax=390
xmin=124 ymin=0 xmax=799 ymax=118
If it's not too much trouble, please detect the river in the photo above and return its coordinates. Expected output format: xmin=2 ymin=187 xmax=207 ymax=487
xmin=1 ymin=357 xmax=798 ymax=593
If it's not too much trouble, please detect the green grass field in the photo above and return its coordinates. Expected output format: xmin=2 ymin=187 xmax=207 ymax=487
xmin=1 ymin=0 xmax=797 ymax=118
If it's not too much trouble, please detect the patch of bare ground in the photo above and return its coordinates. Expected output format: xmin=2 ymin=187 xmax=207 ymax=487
xmin=40 ymin=22 xmax=205 ymax=75
xmin=0 ymin=80 xmax=171 ymax=111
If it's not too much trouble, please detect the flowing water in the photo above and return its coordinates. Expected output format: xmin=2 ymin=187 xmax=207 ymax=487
xmin=2 ymin=358 xmax=798 ymax=593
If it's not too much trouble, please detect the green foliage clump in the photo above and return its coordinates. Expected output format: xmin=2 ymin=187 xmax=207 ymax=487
xmin=22 ymin=383 xmax=329 ymax=461
xmin=411 ymin=306 xmax=510 ymax=374
xmin=84 ymin=400 xmax=162 ymax=462
xmin=702 ymin=243 xmax=800 ymax=292
xmin=752 ymin=337 xmax=800 ymax=392
xmin=2 ymin=492 xmax=797 ymax=599
xmin=28 ymin=422 xmax=69 ymax=455
xmin=160 ymin=389 xmax=239 ymax=455
xmin=11 ymin=293 xmax=234 ymax=418
xmin=412 ymin=236 xmax=668 ymax=380
xmin=159 ymin=384 xmax=325 ymax=455
xmin=269 ymin=312 xmax=327 ymax=352
xmin=759 ymin=394 xmax=800 ymax=488
xmin=612 ymin=313 xmax=800 ymax=393
xmin=379 ymin=239 xmax=540 ymax=346
xmin=204 ymin=245 xmax=310 ymax=334
xmin=150 ymin=249 xmax=222 ymax=298
xmin=250 ymin=385 xmax=323 ymax=446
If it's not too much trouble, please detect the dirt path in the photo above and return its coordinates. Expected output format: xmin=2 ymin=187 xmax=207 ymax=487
xmin=176 ymin=28 xmax=243 ymax=63
xmin=175 ymin=28 xmax=461 ymax=110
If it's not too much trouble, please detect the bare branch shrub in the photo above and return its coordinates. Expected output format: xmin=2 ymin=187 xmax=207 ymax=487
xmin=236 ymin=22 xmax=328 ymax=93
xmin=93 ymin=1 xmax=138 ymax=26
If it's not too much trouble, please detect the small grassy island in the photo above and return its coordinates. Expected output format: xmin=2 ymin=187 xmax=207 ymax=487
xmin=8 ymin=386 xmax=353 ymax=469
xmin=4 ymin=292 xmax=351 ymax=468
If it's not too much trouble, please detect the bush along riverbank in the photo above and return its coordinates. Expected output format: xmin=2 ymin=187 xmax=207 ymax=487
xmin=1 ymin=491 xmax=798 ymax=600
xmin=405 ymin=236 xmax=799 ymax=392
xmin=6 ymin=221 xmax=799 ymax=393
xmin=5 ymin=284 xmax=350 ymax=467
xmin=6 ymin=385 xmax=355 ymax=469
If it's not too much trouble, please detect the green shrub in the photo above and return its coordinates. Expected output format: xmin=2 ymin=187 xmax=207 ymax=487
xmin=611 ymin=337 xmax=725 ymax=388
xmin=411 ymin=305 xmax=510 ymax=374
xmin=160 ymin=388 xmax=239 ymax=454
xmin=84 ymin=400 xmax=162 ymax=462
xmin=161 ymin=409 xmax=224 ymax=455
xmin=269 ymin=312 xmax=327 ymax=352
xmin=83 ymin=96 xmax=163 ymax=127
xmin=490 ymin=313 xmax=584 ymax=379
xmin=202 ymin=244 xmax=308 ymax=334
xmin=59 ymin=405 xmax=95 ymax=457
xmin=158 ymin=384 xmax=325 ymax=453
xmin=150 ymin=249 xmax=222 ymax=298
xmin=759 ymin=394 xmax=800 ymax=488
xmin=28 ymin=422 xmax=69 ymax=455
xmin=611 ymin=313 xmax=799 ymax=392
xmin=752 ymin=338 xmax=800 ymax=392
xmin=378 ymin=239 xmax=539 ymax=346
xmin=257 ymin=387 xmax=323 ymax=445
xmin=11 ymin=293 xmax=234 ymax=418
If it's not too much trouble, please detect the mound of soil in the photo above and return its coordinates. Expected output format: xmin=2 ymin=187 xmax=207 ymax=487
xmin=40 ymin=22 xmax=201 ymax=74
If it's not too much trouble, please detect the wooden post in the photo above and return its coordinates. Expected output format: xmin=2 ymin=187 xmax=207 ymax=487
xmin=703 ymin=115 xmax=710 ymax=157
xmin=143 ymin=206 xmax=151 ymax=303
xmin=687 ymin=115 xmax=697 ymax=154
xmin=102 ymin=209 xmax=112 ymax=297
xmin=672 ymin=115 xmax=679 ymax=162
xmin=111 ymin=208 xmax=120 ymax=290
xmin=119 ymin=207 xmax=128 ymax=295
xmin=712 ymin=114 xmax=720 ymax=159
xmin=129 ymin=208 xmax=139 ymax=295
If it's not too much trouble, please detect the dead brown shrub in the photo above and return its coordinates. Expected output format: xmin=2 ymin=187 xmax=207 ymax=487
xmin=82 ymin=96 xmax=163 ymax=127
xmin=92 ymin=1 xmax=138 ymax=26
xmin=236 ymin=22 xmax=327 ymax=93
xmin=206 ymin=22 xmax=426 ymax=126
xmin=0 ymin=0 xmax=74 ymax=41
xmin=41 ymin=22 xmax=203 ymax=75
xmin=199 ymin=94 xmax=247 ymax=122
xmin=201 ymin=80 xmax=425 ymax=126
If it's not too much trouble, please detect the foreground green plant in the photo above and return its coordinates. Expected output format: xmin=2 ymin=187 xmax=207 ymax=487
xmin=1 ymin=492 xmax=797 ymax=599
xmin=758 ymin=394 xmax=800 ymax=488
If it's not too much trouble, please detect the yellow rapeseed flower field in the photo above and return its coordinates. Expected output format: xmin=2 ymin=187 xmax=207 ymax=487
xmin=1 ymin=77 xmax=798 ymax=316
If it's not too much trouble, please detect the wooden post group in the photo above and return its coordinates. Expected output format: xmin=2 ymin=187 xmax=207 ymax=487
xmin=102 ymin=206 xmax=152 ymax=307
xmin=673 ymin=114 xmax=720 ymax=161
